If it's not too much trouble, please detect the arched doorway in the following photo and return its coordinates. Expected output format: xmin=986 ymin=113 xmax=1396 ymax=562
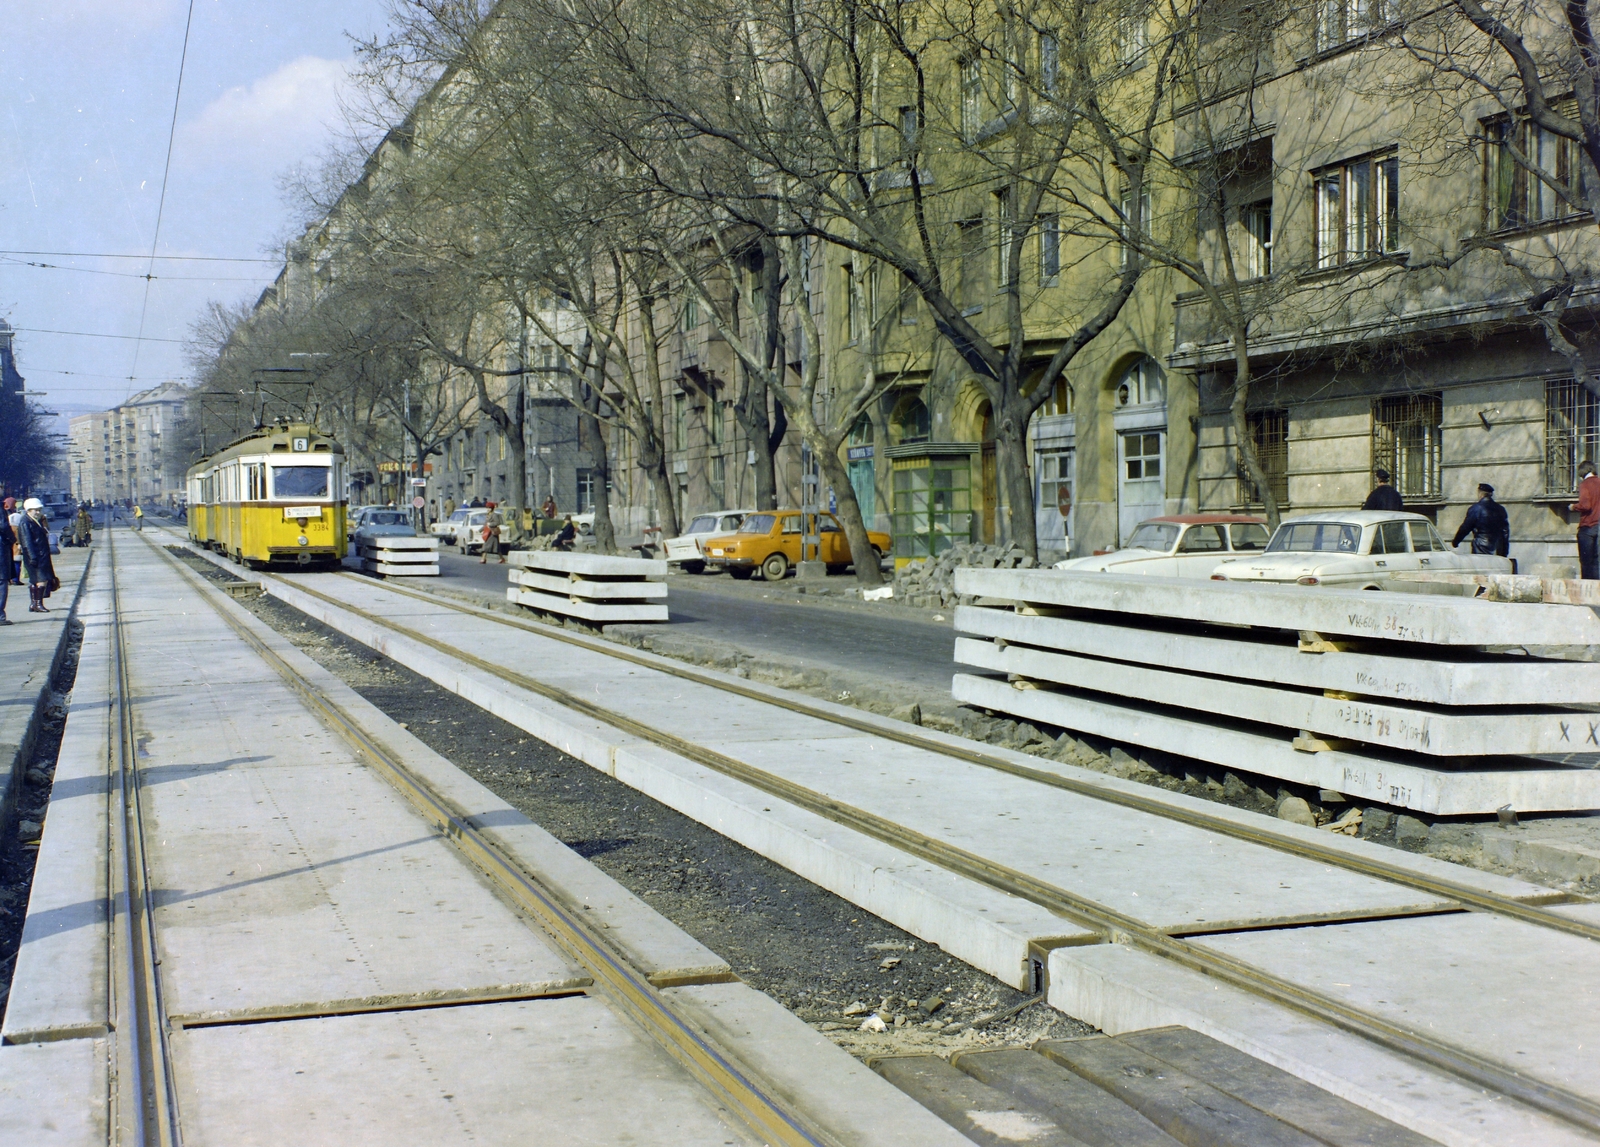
xmin=1112 ymin=356 xmax=1167 ymax=545
xmin=976 ymin=401 xmax=997 ymax=544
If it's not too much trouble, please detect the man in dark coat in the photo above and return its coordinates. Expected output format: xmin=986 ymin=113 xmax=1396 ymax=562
xmin=18 ymin=498 xmax=56 ymax=613
xmin=1362 ymin=468 xmax=1404 ymax=512
xmin=1452 ymin=483 xmax=1511 ymax=557
xmin=0 ymin=505 xmax=13 ymax=624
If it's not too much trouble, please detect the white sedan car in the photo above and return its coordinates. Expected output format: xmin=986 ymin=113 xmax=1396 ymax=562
xmin=433 ymin=508 xmax=470 ymax=541
xmin=665 ymin=509 xmax=754 ymax=574
xmin=447 ymin=507 xmax=492 ymax=554
xmin=1212 ymin=510 xmax=1513 ymax=589
xmin=1054 ymin=514 xmax=1269 ymax=578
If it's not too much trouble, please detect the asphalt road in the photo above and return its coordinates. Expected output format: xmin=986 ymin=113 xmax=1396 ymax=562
xmin=412 ymin=547 xmax=960 ymax=693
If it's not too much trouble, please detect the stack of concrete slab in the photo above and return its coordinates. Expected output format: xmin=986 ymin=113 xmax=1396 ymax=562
xmin=952 ymin=568 xmax=1600 ymax=815
xmin=507 ymin=550 xmax=667 ymax=624
xmin=358 ymin=535 xmax=440 ymax=577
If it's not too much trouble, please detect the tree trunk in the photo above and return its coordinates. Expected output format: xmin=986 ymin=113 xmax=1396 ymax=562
xmin=993 ymin=388 xmax=1038 ymax=559
xmin=579 ymin=393 xmax=615 ymax=553
xmin=734 ymin=363 xmax=779 ymax=510
xmin=815 ymin=443 xmax=884 ymax=586
xmin=1230 ymin=331 xmax=1280 ymax=531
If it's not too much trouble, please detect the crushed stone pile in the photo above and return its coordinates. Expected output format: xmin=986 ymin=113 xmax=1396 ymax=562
xmin=891 ymin=542 xmax=1037 ymax=609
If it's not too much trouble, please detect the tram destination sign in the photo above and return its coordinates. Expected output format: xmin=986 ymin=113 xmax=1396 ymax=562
xmin=283 ymin=506 xmax=323 ymax=519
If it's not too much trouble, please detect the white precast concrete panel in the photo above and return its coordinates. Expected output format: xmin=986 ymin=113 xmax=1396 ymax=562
xmin=171 ymin=997 xmax=760 ymax=1147
xmin=511 ymin=568 xmax=670 ymax=598
xmin=0 ymin=1039 xmax=108 ymax=1147
xmin=954 ymin=566 xmax=1600 ymax=646
xmin=954 ymin=603 xmax=1600 ymax=707
xmin=1193 ymin=913 xmax=1600 ymax=1103
xmin=509 ymin=550 xmax=667 ymax=578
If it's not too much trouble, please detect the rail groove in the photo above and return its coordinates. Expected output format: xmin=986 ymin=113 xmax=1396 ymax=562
xmin=143 ymin=534 xmax=829 ymax=1147
xmin=166 ymin=536 xmax=1600 ymax=1135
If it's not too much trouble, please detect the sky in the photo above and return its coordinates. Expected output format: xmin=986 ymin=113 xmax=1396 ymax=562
xmin=0 ymin=0 xmax=395 ymax=417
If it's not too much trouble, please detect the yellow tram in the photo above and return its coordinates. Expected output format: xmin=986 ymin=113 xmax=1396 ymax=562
xmin=186 ymin=421 xmax=348 ymax=568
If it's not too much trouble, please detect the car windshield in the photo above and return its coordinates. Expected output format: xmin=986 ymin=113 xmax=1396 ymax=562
xmin=739 ymin=513 xmax=775 ymax=534
xmin=1265 ymin=522 xmax=1362 ymax=554
xmin=271 ymin=465 xmax=328 ymax=498
xmin=367 ymin=512 xmax=409 ymax=526
xmin=1125 ymin=523 xmax=1179 ymax=552
xmin=686 ymin=515 xmax=719 ymax=534
xmin=448 ymin=509 xmax=468 ymax=522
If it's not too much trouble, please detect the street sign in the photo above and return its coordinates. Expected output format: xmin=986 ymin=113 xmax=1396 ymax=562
xmin=412 ymin=496 xmax=426 ymax=509
xmin=410 ymin=478 xmax=427 ymax=488
xmin=1057 ymin=484 xmax=1072 ymax=517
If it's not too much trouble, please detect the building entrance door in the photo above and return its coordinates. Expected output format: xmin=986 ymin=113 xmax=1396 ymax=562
xmin=1118 ymin=430 xmax=1164 ymax=544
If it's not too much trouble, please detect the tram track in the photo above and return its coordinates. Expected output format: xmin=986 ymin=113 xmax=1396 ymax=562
xmin=139 ymin=531 xmax=831 ymax=1147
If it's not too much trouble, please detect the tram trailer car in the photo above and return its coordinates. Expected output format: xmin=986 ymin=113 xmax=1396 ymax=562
xmin=186 ymin=423 xmax=348 ymax=568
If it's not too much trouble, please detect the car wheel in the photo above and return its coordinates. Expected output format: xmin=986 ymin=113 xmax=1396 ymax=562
xmin=683 ymin=560 xmax=706 ymax=575
xmin=729 ymin=567 xmax=754 ymax=580
xmin=871 ymin=546 xmax=884 ymax=565
xmin=761 ymin=553 xmax=789 ymax=581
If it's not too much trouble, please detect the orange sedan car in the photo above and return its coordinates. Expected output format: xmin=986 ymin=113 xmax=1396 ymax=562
xmin=702 ymin=510 xmax=892 ymax=580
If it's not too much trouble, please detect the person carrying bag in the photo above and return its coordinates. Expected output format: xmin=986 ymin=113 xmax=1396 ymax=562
xmin=18 ymin=498 xmax=57 ymax=613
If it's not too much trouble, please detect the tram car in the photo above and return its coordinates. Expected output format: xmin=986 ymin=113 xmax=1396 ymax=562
xmin=186 ymin=421 xmax=348 ymax=568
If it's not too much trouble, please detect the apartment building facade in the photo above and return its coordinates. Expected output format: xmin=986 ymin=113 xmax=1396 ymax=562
xmin=69 ymin=382 xmax=190 ymax=506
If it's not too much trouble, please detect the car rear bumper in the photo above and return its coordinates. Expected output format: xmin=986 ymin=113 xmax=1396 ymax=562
xmin=705 ymin=557 xmax=754 ymax=569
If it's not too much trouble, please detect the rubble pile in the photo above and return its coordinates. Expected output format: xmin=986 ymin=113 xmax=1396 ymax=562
xmin=890 ymin=542 xmax=1037 ymax=608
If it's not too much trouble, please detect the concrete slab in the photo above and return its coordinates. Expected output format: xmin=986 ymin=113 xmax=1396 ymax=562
xmin=1193 ymin=913 xmax=1600 ymax=1104
xmin=509 ymin=550 xmax=667 ymax=579
xmin=663 ymin=981 xmax=978 ymax=1147
xmin=115 ymin=542 xmax=591 ymax=1023
xmin=511 ymin=568 xmax=670 ymax=599
xmin=953 ymin=673 xmax=1600 ymax=815
xmin=0 ymin=1038 xmax=107 ymax=1146
xmin=359 ymin=558 xmax=439 ymax=576
xmin=956 ymin=636 xmax=1594 ymax=757
xmin=361 ymin=536 xmax=438 ymax=551
xmin=171 ymin=996 xmax=759 ymax=1146
xmin=955 ymin=603 xmax=1600 ymax=708
xmin=954 ymin=567 xmax=1600 ymax=648
xmin=508 ymin=586 xmax=669 ymax=622
xmin=2 ymin=562 xmax=112 ymax=1045
xmin=1048 ymin=944 xmax=1595 ymax=1147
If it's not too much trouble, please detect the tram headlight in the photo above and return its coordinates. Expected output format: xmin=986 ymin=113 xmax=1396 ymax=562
xmin=298 ymin=535 xmax=309 ymax=546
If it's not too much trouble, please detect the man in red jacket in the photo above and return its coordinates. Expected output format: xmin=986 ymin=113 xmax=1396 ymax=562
xmin=1573 ymin=460 xmax=1600 ymax=579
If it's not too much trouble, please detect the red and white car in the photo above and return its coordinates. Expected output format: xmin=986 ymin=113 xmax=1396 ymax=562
xmin=664 ymin=509 xmax=754 ymax=574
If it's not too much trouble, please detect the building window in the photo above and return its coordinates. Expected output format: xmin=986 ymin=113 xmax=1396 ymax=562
xmin=898 ymin=106 xmax=918 ymax=159
xmin=576 ymin=468 xmax=597 ymax=512
xmin=995 ymin=189 xmax=1013 ymax=288
xmin=1241 ymin=200 xmax=1272 ymax=278
xmin=1237 ymin=409 xmax=1289 ymax=507
xmin=1116 ymin=357 xmax=1165 ymax=407
xmin=1039 ymin=449 xmax=1073 ymax=522
xmin=1487 ymin=116 xmax=1586 ymax=230
xmin=1123 ymin=432 xmax=1162 ymax=482
xmin=960 ymin=58 xmax=983 ymax=138
xmin=1372 ymin=393 xmax=1442 ymax=501
xmin=1039 ymin=373 xmax=1072 ymax=417
xmin=681 ymin=293 xmax=700 ymax=332
xmin=957 ymin=218 xmax=985 ymax=310
xmin=709 ymin=454 xmax=726 ymax=505
xmin=708 ymin=399 xmax=724 ymax=446
xmin=1120 ymin=184 xmax=1150 ymax=267
xmin=1116 ymin=5 xmax=1148 ymax=64
xmin=1039 ymin=214 xmax=1061 ymax=280
xmin=1039 ymin=32 xmax=1059 ymax=94
xmin=1314 ymin=152 xmax=1399 ymax=268
xmin=844 ymin=265 xmax=862 ymax=342
xmin=1317 ymin=0 xmax=1385 ymax=48
xmin=673 ymin=392 xmax=687 ymax=452
xmin=1545 ymin=377 xmax=1600 ymax=494
xmin=891 ymin=393 xmax=932 ymax=445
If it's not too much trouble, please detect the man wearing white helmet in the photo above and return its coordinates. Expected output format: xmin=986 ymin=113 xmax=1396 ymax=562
xmin=17 ymin=498 xmax=57 ymax=613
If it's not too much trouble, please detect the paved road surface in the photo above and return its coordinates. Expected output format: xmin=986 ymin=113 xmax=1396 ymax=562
xmin=409 ymin=548 xmax=959 ymax=693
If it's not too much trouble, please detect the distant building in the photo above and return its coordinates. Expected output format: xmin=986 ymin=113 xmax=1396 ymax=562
xmin=0 ymin=319 xmax=23 ymax=397
xmin=69 ymin=382 xmax=190 ymax=505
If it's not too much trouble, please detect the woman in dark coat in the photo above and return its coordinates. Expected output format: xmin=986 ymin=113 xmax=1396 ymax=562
xmin=18 ymin=498 xmax=56 ymax=613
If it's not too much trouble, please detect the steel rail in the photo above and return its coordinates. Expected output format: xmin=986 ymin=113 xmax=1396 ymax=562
xmin=250 ymin=564 xmax=1600 ymax=1136
xmin=106 ymin=529 xmax=183 ymax=1146
xmin=332 ymin=569 xmax=1597 ymax=939
xmin=143 ymin=535 xmax=830 ymax=1147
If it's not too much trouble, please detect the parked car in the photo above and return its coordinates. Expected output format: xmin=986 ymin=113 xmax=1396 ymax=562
xmin=1053 ymin=514 xmax=1269 ymax=578
xmin=702 ymin=511 xmax=892 ymax=581
xmin=432 ymin=507 xmax=471 ymax=541
xmin=1211 ymin=510 xmax=1513 ymax=589
xmin=351 ymin=509 xmax=417 ymax=553
xmin=665 ymin=509 xmax=755 ymax=573
xmin=449 ymin=507 xmax=492 ymax=554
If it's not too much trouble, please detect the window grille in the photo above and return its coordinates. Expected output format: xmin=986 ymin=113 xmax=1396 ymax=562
xmin=1372 ymin=393 xmax=1442 ymax=500
xmin=1545 ymin=377 xmax=1600 ymax=494
xmin=1237 ymin=409 xmax=1289 ymax=506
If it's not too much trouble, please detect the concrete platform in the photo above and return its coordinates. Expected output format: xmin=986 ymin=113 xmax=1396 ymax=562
xmin=956 ymin=636 xmax=1595 ymax=757
xmin=954 ymin=566 xmax=1600 ymax=647
xmin=0 ymin=1038 xmax=107 ymax=1146
xmin=953 ymin=672 xmax=1600 ymax=815
xmin=1048 ymin=943 xmax=1595 ymax=1147
xmin=954 ymin=603 xmax=1600 ymax=708
xmin=1 ymin=557 xmax=113 ymax=1045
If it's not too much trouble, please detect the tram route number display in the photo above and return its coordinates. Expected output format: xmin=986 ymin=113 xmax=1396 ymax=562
xmin=282 ymin=506 xmax=324 ymax=520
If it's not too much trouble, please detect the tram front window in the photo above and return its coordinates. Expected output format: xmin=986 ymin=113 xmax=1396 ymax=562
xmin=271 ymin=465 xmax=329 ymax=499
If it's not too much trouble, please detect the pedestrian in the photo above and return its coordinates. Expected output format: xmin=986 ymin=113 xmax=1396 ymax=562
xmin=1573 ymin=460 xmax=1600 ymax=580
xmin=1452 ymin=482 xmax=1511 ymax=557
xmin=73 ymin=505 xmax=92 ymax=548
xmin=541 ymin=494 xmax=558 ymax=519
xmin=443 ymin=496 xmax=456 ymax=519
xmin=18 ymin=498 xmax=57 ymax=613
xmin=4 ymin=497 xmax=20 ymax=584
xmin=0 ymin=505 xmax=13 ymax=624
xmin=1362 ymin=467 xmax=1404 ymax=512
xmin=132 ymin=503 xmax=143 ymax=532
xmin=553 ymin=514 xmax=576 ymax=551
xmin=480 ymin=501 xmax=505 ymax=564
